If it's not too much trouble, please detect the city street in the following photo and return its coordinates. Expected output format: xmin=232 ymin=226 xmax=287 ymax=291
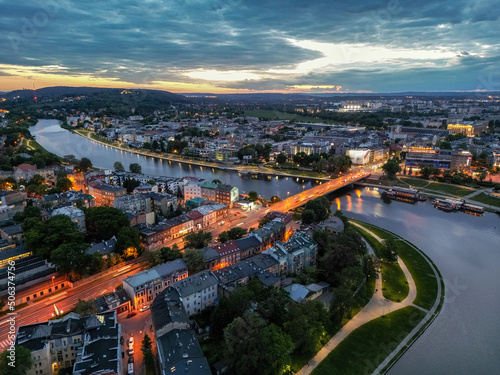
xmin=0 ymin=262 xmax=144 ymax=351
xmin=120 ymin=309 xmax=153 ymax=375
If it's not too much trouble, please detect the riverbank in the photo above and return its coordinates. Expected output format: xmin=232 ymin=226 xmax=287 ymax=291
xmin=300 ymin=221 xmax=444 ymax=375
xmin=359 ymin=176 xmax=500 ymax=212
xmin=69 ymin=127 xmax=331 ymax=181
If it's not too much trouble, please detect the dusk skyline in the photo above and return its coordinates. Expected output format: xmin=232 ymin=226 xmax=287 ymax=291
xmin=1 ymin=0 xmax=499 ymax=93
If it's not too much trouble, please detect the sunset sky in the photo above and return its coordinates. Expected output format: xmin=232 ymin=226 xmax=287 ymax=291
xmin=1 ymin=0 xmax=499 ymax=94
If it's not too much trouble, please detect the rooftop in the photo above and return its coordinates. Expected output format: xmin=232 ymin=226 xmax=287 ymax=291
xmin=124 ymin=268 xmax=161 ymax=288
xmin=156 ymin=329 xmax=211 ymax=375
xmin=173 ymin=271 xmax=218 ymax=298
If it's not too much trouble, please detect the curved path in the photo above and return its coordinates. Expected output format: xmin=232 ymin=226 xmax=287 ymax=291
xmin=296 ymin=222 xmax=436 ymax=375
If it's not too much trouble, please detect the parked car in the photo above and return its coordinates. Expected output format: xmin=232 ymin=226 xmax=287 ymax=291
xmin=128 ymin=348 xmax=134 ymax=356
xmin=126 ymin=311 xmax=137 ymax=319
xmin=128 ymin=357 xmax=134 ymax=364
xmin=128 ymin=337 xmax=134 ymax=346
xmin=139 ymin=305 xmax=150 ymax=312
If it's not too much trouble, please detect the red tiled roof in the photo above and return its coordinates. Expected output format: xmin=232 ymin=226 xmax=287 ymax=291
xmin=213 ymin=240 xmax=239 ymax=255
xmin=14 ymin=163 xmax=37 ymax=172
xmin=186 ymin=211 xmax=203 ymax=220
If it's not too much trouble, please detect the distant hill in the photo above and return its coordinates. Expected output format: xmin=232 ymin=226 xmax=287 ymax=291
xmin=2 ymin=86 xmax=190 ymax=103
xmin=184 ymin=91 xmax=500 ymax=101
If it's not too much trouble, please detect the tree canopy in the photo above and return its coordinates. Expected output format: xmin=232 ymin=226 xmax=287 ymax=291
xmin=85 ymin=206 xmax=131 ymax=241
xmin=0 ymin=346 xmax=33 ymax=375
xmin=182 ymin=248 xmax=205 ymax=274
xmin=129 ymin=163 xmax=142 ymax=173
xmin=184 ymin=230 xmax=212 ymax=249
xmin=382 ymin=159 xmax=402 ymax=178
xmin=113 ymin=161 xmax=125 ymax=172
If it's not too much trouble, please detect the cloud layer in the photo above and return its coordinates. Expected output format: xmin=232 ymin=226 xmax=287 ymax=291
xmin=1 ymin=0 xmax=499 ymax=92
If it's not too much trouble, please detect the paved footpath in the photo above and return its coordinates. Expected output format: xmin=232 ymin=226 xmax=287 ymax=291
xmin=297 ymin=223 xmax=439 ymax=375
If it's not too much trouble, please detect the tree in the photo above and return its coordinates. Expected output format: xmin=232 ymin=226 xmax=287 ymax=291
xmin=85 ymin=206 xmax=131 ymax=241
xmin=218 ymin=231 xmax=229 ymax=243
xmin=418 ymin=165 xmax=433 ymax=180
xmin=182 ymin=248 xmax=205 ymax=274
xmin=477 ymin=170 xmax=487 ymax=182
xmin=0 ymin=345 xmax=33 ymax=375
xmin=141 ymin=334 xmax=155 ymax=375
xmin=73 ymin=299 xmax=98 ymax=316
xmin=184 ymin=230 xmax=212 ymax=249
xmin=24 ymin=215 xmax=84 ymax=260
xmin=14 ymin=205 xmax=41 ymax=223
xmin=63 ymin=154 xmax=78 ymax=165
xmin=212 ymin=179 xmax=222 ymax=184
xmin=129 ymin=163 xmax=142 ymax=173
xmin=78 ymin=157 xmax=93 ymax=172
xmin=382 ymin=159 xmax=402 ymax=179
xmin=224 ymin=312 xmax=293 ymax=375
xmin=219 ymin=227 xmax=247 ymax=242
xmin=122 ymin=178 xmax=140 ymax=193
xmin=113 ymin=161 xmax=125 ymax=172
xmin=141 ymin=334 xmax=153 ymax=352
xmin=160 ymin=245 xmax=182 ymax=262
xmin=114 ymin=226 xmax=142 ymax=258
xmin=276 ymin=152 xmax=287 ymax=165
xmin=56 ymin=176 xmax=73 ymax=192
xmin=301 ymin=209 xmax=316 ymax=224
xmin=304 ymin=197 xmax=330 ymax=222
xmin=248 ymin=191 xmax=258 ymax=202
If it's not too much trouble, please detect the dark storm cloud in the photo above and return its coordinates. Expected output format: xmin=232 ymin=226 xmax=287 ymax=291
xmin=0 ymin=0 xmax=499 ymax=91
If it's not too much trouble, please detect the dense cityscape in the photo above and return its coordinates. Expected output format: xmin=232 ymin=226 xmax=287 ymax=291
xmin=2 ymin=1 xmax=500 ymax=375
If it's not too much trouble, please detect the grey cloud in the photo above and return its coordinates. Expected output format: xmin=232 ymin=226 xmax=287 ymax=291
xmin=0 ymin=0 xmax=499 ymax=91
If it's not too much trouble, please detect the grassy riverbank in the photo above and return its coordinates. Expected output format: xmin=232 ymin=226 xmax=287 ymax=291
xmin=310 ymin=221 xmax=443 ymax=375
xmin=354 ymin=225 xmax=409 ymax=302
xmin=470 ymin=192 xmax=500 ymax=208
xmin=312 ymin=306 xmax=426 ymax=375
xmin=352 ymin=221 xmax=438 ymax=310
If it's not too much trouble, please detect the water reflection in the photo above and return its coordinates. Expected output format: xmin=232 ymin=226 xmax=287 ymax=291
xmin=30 ymin=119 xmax=320 ymax=199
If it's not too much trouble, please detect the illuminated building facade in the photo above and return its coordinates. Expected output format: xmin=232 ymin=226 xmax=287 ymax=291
xmin=405 ymin=147 xmax=472 ymax=172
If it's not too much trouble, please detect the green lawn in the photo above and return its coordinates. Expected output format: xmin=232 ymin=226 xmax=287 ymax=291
xmin=470 ymin=192 xmax=500 ymax=208
xmin=311 ymin=307 xmax=426 ymax=375
xmin=244 ymin=110 xmax=328 ymax=123
xmin=398 ymin=177 xmax=430 ymax=188
xmin=380 ymin=262 xmax=409 ymax=302
xmin=393 ymin=240 xmax=437 ymax=310
xmin=354 ymin=225 xmax=409 ymax=302
xmin=351 ymin=221 xmax=438 ymax=310
xmin=424 ymin=182 xmax=474 ymax=197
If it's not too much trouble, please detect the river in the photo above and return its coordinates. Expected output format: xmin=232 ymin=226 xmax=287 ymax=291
xmin=29 ymin=119 xmax=317 ymax=199
xmin=31 ymin=119 xmax=500 ymax=373
xmin=334 ymin=187 xmax=500 ymax=375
